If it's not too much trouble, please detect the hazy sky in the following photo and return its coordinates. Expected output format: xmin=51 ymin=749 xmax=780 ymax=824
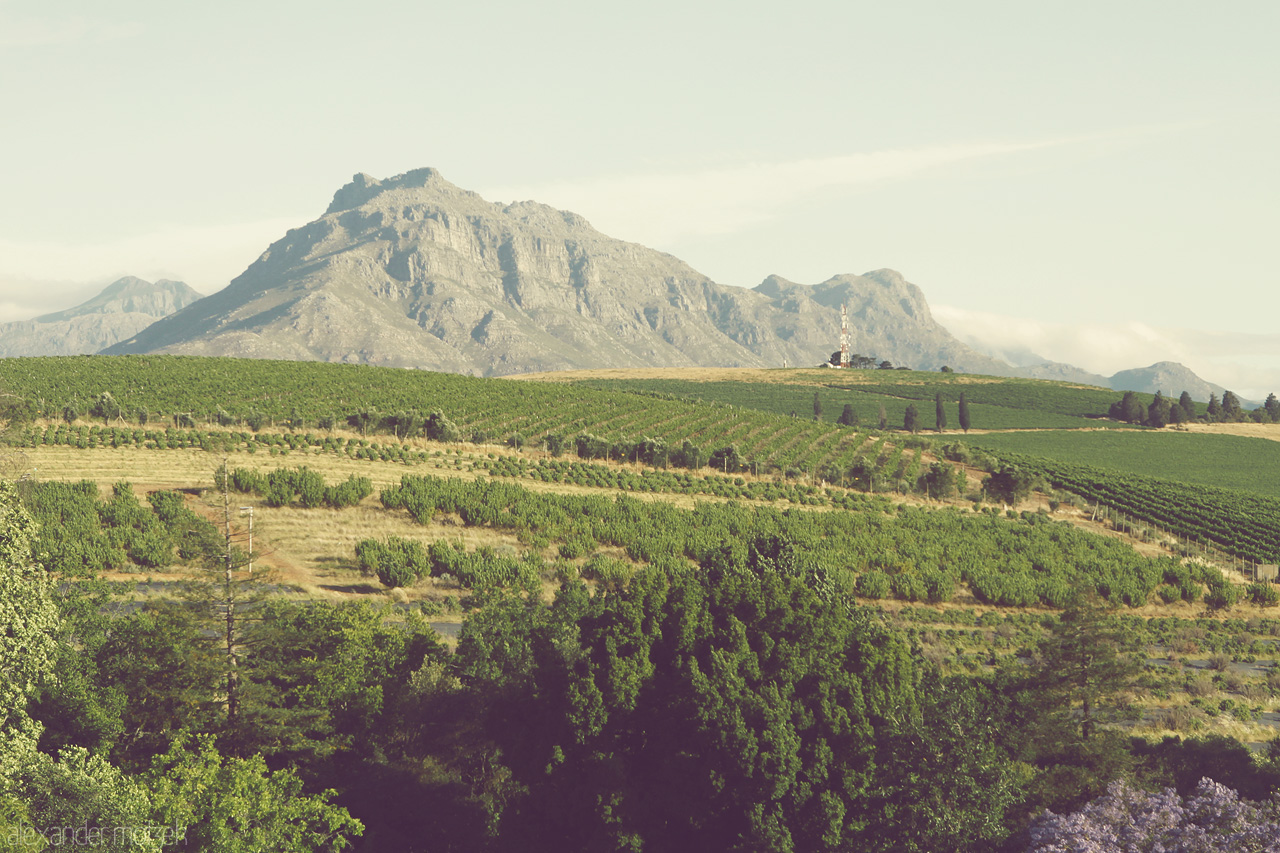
xmin=1 ymin=1 xmax=1277 ymax=395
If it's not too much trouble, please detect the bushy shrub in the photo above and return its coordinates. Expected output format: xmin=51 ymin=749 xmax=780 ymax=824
xmin=857 ymin=570 xmax=891 ymax=600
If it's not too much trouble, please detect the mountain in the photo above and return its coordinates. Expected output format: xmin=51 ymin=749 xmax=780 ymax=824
xmin=1108 ymin=361 xmax=1230 ymax=403
xmin=104 ymin=168 xmax=1010 ymax=376
xmin=0 ymin=277 xmax=203 ymax=357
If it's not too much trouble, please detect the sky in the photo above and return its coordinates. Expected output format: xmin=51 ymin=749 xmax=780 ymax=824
xmin=1 ymin=1 xmax=1277 ymax=396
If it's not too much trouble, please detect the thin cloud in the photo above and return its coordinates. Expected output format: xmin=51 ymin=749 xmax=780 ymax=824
xmin=482 ymin=139 xmax=1073 ymax=248
xmin=0 ymin=216 xmax=302 ymax=308
xmin=934 ymin=304 xmax=1280 ymax=400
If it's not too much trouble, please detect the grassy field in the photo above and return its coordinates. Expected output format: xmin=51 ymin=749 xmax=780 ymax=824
xmin=962 ymin=428 xmax=1280 ymax=499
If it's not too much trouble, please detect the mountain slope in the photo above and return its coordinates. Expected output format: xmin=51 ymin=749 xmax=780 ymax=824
xmin=105 ymin=168 xmax=1008 ymax=376
xmin=0 ymin=277 xmax=202 ymax=357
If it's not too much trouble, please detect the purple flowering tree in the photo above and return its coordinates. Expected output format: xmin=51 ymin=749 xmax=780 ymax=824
xmin=1027 ymin=777 xmax=1280 ymax=852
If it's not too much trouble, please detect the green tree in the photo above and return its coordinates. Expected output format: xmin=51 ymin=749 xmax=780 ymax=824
xmin=148 ymin=734 xmax=363 ymax=852
xmin=1146 ymin=390 xmax=1171 ymax=428
xmin=709 ymin=444 xmax=744 ymax=473
xmin=1108 ymin=391 xmax=1145 ymax=424
xmin=1034 ymin=597 xmax=1140 ymax=742
xmin=1178 ymin=391 xmax=1196 ymax=421
xmin=812 ymin=390 xmax=822 ymax=421
xmin=920 ymin=461 xmax=958 ymax=500
xmin=455 ymin=555 xmax=920 ymax=852
xmin=904 ymin=403 xmax=920 ymax=434
xmin=983 ymin=466 xmax=1036 ymax=505
xmin=878 ymin=402 xmax=888 ymax=430
xmin=1266 ymin=392 xmax=1280 ymax=422
xmin=1221 ymin=390 xmax=1243 ymax=421
xmin=837 ymin=403 xmax=858 ymax=426
xmin=91 ymin=392 xmax=122 ymax=425
xmin=1206 ymin=393 xmax=1221 ymax=421
xmin=935 ymin=392 xmax=947 ymax=433
xmin=958 ymin=392 xmax=971 ymax=433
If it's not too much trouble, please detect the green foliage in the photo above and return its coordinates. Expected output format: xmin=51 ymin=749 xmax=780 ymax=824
xmin=1246 ymin=581 xmax=1280 ymax=607
xmin=148 ymin=735 xmax=363 ymax=852
xmin=230 ymin=466 xmax=372 ymax=510
xmin=454 ymin=556 xmax=920 ymax=851
xmin=983 ymin=465 xmax=1037 ymax=506
xmin=0 ymin=481 xmax=58 ymax=734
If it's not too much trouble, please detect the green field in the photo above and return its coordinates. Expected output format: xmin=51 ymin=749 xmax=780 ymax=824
xmin=0 ymin=356 xmax=879 ymax=473
xmin=570 ymin=374 xmax=1148 ymax=430
xmin=964 ymin=430 xmax=1280 ymax=499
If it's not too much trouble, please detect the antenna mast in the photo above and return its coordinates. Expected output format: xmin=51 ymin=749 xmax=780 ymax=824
xmin=840 ymin=303 xmax=851 ymax=367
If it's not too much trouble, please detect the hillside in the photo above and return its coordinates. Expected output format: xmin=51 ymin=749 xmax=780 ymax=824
xmin=103 ymin=168 xmax=1010 ymax=375
xmin=0 ymin=276 xmax=202 ymax=357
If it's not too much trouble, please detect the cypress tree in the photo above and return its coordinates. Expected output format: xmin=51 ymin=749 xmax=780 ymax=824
xmin=958 ymin=392 xmax=971 ymax=433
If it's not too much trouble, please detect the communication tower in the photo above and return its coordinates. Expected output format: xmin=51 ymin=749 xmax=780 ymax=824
xmin=839 ymin=304 xmax=851 ymax=367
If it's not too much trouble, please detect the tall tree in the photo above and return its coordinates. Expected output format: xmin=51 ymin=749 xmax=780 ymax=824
xmin=1267 ymin=393 xmax=1280 ymax=422
xmin=904 ymin=404 xmax=920 ymax=434
xmin=935 ymin=392 xmax=947 ymax=433
xmin=1033 ymin=597 xmax=1140 ymax=742
xmin=1221 ymin=390 xmax=1242 ymax=421
xmin=1146 ymin=391 xmax=1170 ymax=428
xmin=1178 ymin=391 xmax=1196 ymax=421
xmin=958 ymin=392 xmax=971 ymax=433
xmin=877 ymin=402 xmax=888 ymax=431
xmin=837 ymin=403 xmax=858 ymax=426
xmin=1206 ymin=393 xmax=1221 ymax=421
xmin=812 ymin=390 xmax=822 ymax=421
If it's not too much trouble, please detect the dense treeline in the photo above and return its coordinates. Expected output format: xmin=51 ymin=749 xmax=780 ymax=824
xmin=1108 ymin=389 xmax=1279 ymax=427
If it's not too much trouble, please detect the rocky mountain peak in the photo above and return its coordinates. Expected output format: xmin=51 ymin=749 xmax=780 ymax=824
xmin=104 ymin=168 xmax=1022 ymax=376
xmin=324 ymin=167 xmax=457 ymax=215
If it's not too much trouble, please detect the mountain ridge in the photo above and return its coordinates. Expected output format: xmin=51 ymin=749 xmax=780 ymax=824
xmin=0 ymin=277 xmax=202 ymax=358
xmin=104 ymin=169 xmax=1008 ymax=376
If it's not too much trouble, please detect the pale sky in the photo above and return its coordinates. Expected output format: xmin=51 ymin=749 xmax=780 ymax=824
xmin=1 ymin=1 xmax=1277 ymax=395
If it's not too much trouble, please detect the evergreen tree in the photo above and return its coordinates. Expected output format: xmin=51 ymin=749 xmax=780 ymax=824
xmin=837 ymin=403 xmax=858 ymax=426
xmin=1146 ymin=391 xmax=1170 ymax=428
xmin=935 ymin=392 xmax=947 ymax=433
xmin=812 ymin=390 xmax=822 ymax=421
xmin=904 ymin=404 xmax=920 ymax=434
xmin=1207 ymin=393 xmax=1221 ymax=421
xmin=878 ymin=402 xmax=888 ymax=430
xmin=958 ymin=392 xmax=971 ymax=433
xmin=1178 ymin=391 xmax=1196 ymax=421
xmin=1267 ymin=393 xmax=1280 ymax=422
xmin=1221 ymin=390 xmax=1242 ymax=421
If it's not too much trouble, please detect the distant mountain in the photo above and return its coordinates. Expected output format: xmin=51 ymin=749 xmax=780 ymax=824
xmin=1108 ymin=361 xmax=1232 ymax=404
xmin=0 ymin=277 xmax=202 ymax=357
xmin=104 ymin=168 xmax=1010 ymax=376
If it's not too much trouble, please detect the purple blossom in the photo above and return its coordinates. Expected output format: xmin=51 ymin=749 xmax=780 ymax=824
xmin=1027 ymin=777 xmax=1280 ymax=853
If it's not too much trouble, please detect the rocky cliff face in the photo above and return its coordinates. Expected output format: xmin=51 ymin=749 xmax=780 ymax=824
xmin=105 ymin=168 xmax=1012 ymax=375
xmin=0 ymin=277 xmax=202 ymax=357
